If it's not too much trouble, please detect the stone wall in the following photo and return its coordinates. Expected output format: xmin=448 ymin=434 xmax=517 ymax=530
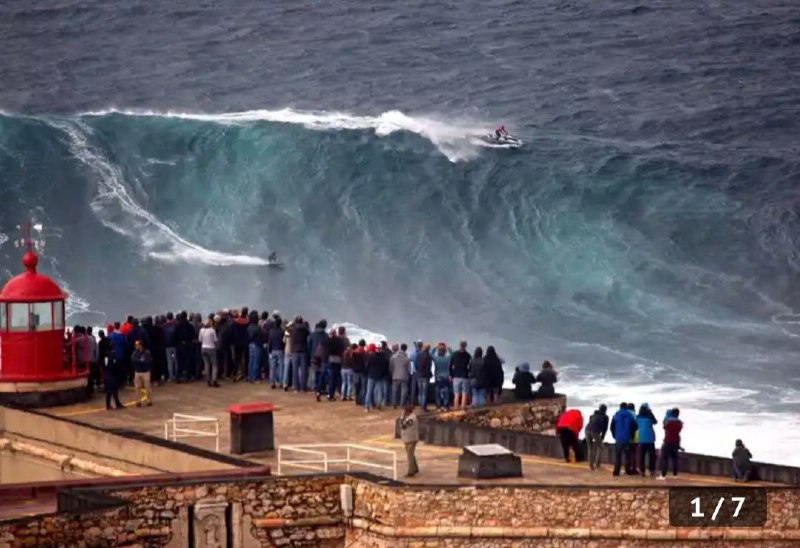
xmin=0 ymin=474 xmax=344 ymax=547
xmin=2 ymin=474 xmax=800 ymax=547
xmin=347 ymin=480 xmax=800 ymax=546
xmin=435 ymin=395 xmax=566 ymax=434
xmin=344 ymin=532 xmax=800 ymax=548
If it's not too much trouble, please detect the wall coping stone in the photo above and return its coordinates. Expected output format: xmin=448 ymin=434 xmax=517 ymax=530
xmin=348 ymin=520 xmax=800 ymax=541
xmin=1 ymin=405 xmax=262 ymax=469
xmin=254 ymin=517 xmax=341 ymax=528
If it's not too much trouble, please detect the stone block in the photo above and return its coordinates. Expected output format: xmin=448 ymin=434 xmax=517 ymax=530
xmin=457 ymin=444 xmax=522 ymax=479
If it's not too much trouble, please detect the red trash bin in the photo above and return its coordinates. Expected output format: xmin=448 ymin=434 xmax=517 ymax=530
xmin=227 ymin=402 xmax=276 ymax=454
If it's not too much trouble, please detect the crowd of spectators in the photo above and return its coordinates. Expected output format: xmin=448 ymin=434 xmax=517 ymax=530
xmin=66 ymin=308 xmax=559 ymax=413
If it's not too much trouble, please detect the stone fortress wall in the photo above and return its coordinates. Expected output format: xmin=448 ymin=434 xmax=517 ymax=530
xmin=2 ymin=473 xmax=799 ymax=547
xmin=2 ymin=398 xmax=800 ymax=547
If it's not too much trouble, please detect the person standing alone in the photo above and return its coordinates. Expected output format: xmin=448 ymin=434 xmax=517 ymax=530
xmin=399 ymin=405 xmax=420 ymax=477
xmin=131 ymin=339 xmax=153 ymax=407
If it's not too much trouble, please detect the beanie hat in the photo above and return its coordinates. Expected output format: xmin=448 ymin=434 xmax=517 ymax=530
xmin=106 ymin=324 xmax=114 ymax=333
xmin=367 ymin=343 xmax=377 ymax=353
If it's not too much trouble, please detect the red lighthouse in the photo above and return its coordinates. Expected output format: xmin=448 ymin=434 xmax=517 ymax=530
xmin=0 ymin=224 xmax=88 ymax=406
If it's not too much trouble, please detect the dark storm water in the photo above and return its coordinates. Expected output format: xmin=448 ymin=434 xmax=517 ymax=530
xmin=1 ymin=0 xmax=800 ymax=459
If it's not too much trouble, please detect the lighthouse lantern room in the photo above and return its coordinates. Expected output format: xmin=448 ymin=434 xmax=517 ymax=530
xmin=0 ymin=223 xmax=88 ymax=406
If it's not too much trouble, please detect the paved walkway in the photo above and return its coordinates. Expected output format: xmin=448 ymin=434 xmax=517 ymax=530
xmin=45 ymin=380 xmax=760 ymax=487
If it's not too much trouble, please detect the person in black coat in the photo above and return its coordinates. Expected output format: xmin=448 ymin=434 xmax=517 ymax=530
xmin=415 ymin=344 xmax=433 ymax=411
xmin=174 ymin=312 xmax=196 ymax=382
xmin=145 ymin=316 xmax=167 ymax=384
xmin=99 ymin=328 xmax=124 ymax=410
xmin=533 ymin=360 xmax=558 ymax=398
xmin=468 ymin=347 xmax=488 ymax=407
xmin=232 ymin=309 xmax=250 ymax=381
xmin=219 ymin=314 xmax=235 ymax=378
xmin=365 ymin=343 xmax=390 ymax=411
xmin=512 ymin=363 xmax=535 ymax=400
xmin=484 ymin=346 xmax=504 ymax=403
xmin=288 ymin=317 xmax=311 ymax=391
xmin=267 ymin=316 xmax=286 ymax=388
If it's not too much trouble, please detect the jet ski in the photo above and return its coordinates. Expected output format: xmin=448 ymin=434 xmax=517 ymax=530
xmin=479 ymin=132 xmax=523 ymax=149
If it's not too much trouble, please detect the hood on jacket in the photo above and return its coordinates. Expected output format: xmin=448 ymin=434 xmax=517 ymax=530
xmin=517 ymin=362 xmax=530 ymax=372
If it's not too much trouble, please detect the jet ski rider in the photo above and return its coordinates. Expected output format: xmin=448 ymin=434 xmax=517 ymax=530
xmin=495 ymin=125 xmax=508 ymax=139
xmin=268 ymin=251 xmax=277 ymax=263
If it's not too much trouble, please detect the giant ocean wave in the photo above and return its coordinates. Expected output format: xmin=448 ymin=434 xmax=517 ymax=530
xmin=1 ymin=106 xmax=800 ymax=463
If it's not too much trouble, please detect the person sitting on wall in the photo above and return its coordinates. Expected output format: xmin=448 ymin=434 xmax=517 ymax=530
xmin=532 ymin=360 xmax=558 ymax=398
xmin=512 ymin=363 xmax=535 ymax=400
xmin=732 ymin=439 xmax=753 ymax=482
xmin=556 ymin=408 xmax=584 ymax=462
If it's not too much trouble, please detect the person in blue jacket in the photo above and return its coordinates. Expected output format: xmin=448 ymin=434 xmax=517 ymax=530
xmin=610 ymin=402 xmax=637 ymax=477
xmin=636 ymin=403 xmax=658 ymax=477
xmin=430 ymin=342 xmax=453 ymax=411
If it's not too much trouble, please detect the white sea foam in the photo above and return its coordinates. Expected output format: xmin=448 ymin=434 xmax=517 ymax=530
xmin=80 ymin=108 xmax=492 ymax=163
xmin=333 ymin=322 xmax=387 ymax=346
xmin=0 ymin=232 xmax=7 ymax=249
xmin=48 ymin=119 xmax=268 ymax=266
xmin=60 ymin=279 xmax=93 ymax=320
xmin=561 ymin=373 xmax=798 ymax=466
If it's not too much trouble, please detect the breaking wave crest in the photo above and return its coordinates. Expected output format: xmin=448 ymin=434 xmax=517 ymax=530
xmin=81 ymin=108 xmax=491 ymax=162
xmin=48 ymin=119 xmax=269 ymax=266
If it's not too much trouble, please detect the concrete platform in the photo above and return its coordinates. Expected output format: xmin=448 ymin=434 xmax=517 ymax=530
xmin=40 ymin=380 xmax=771 ymax=487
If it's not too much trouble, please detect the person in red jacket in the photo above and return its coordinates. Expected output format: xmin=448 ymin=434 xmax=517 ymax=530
xmin=556 ymin=408 xmax=584 ymax=462
xmin=658 ymin=407 xmax=684 ymax=480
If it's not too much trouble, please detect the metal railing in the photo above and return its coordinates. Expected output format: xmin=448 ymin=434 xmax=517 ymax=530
xmin=163 ymin=413 xmax=220 ymax=453
xmin=278 ymin=444 xmax=397 ymax=480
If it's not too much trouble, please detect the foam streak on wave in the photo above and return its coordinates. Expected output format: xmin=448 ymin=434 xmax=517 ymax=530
xmin=81 ymin=108 xmax=489 ymax=162
xmin=49 ymin=120 xmax=268 ymax=266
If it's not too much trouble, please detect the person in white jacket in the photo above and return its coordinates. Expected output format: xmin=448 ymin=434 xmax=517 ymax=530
xmin=198 ymin=320 xmax=220 ymax=387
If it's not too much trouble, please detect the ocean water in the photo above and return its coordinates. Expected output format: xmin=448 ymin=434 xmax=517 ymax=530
xmin=1 ymin=0 xmax=799 ymax=464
